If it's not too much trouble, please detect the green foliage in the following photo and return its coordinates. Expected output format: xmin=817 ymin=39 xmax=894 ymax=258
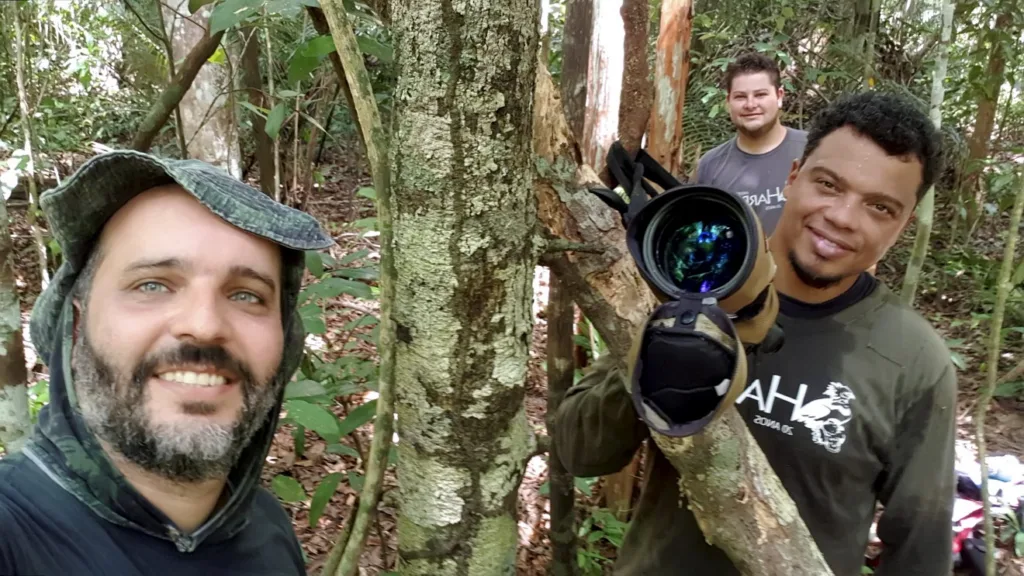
xmin=308 ymin=471 xmax=343 ymax=527
xmin=575 ymin=507 xmax=630 ymax=576
xmin=271 ymin=474 xmax=307 ymax=502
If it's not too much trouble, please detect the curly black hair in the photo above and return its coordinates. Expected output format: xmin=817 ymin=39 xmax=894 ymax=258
xmin=800 ymin=91 xmax=944 ymax=203
xmin=722 ymin=52 xmax=781 ymax=93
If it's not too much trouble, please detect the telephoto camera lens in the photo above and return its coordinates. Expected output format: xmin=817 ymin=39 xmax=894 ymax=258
xmin=639 ymin=189 xmax=756 ymax=302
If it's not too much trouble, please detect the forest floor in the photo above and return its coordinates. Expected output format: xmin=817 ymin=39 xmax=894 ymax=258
xmin=4 ymin=143 xmax=1023 ymax=575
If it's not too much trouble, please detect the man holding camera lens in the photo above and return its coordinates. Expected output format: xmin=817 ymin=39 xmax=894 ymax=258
xmin=553 ymin=91 xmax=956 ymax=576
xmin=695 ymin=52 xmax=806 ymax=236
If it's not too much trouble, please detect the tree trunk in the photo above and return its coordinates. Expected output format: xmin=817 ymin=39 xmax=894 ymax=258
xmin=0 ymin=1 xmax=32 ymax=455
xmin=132 ymin=25 xmax=225 ymax=152
xmin=616 ymin=0 xmax=652 ymax=158
xmin=533 ymin=60 xmax=833 ymax=576
xmin=389 ymin=0 xmax=538 ymax=573
xmin=962 ymin=11 xmax=1012 ymax=239
xmin=581 ymin=0 xmax=623 ymax=182
xmin=899 ymin=0 xmax=953 ymax=307
xmin=13 ymin=1 xmax=49 ymax=292
xmin=240 ymin=26 xmax=277 ymax=196
xmin=862 ymin=0 xmax=881 ymax=87
xmin=546 ymin=273 xmax=577 ymax=576
xmin=560 ymin=0 xmax=593 ymax=142
xmin=647 ymin=0 xmax=693 ymax=177
xmin=161 ymin=0 xmax=241 ymax=175
xmin=977 ymin=172 xmax=1024 ymax=576
xmin=0 ymin=187 xmax=30 ymax=455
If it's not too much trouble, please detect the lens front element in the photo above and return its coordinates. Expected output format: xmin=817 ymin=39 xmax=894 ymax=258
xmin=642 ymin=192 xmax=752 ymax=300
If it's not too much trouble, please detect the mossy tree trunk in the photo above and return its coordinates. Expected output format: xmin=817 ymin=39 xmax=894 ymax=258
xmin=389 ymin=0 xmax=539 ymax=574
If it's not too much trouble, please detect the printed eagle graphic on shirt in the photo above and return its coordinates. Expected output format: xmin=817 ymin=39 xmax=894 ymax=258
xmin=792 ymin=382 xmax=856 ymax=454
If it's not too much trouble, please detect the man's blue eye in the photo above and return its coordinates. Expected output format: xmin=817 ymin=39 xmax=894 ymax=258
xmin=232 ymin=292 xmax=263 ymax=304
xmin=138 ymin=282 xmax=168 ymax=293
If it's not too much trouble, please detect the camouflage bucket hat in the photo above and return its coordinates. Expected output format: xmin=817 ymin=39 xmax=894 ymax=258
xmin=29 ymin=149 xmax=334 ymax=364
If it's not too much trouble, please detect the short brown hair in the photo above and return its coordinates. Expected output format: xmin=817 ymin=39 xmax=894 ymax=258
xmin=722 ymin=52 xmax=781 ymax=93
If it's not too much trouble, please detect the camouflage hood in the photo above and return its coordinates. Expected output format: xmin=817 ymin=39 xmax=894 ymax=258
xmin=20 ymin=150 xmax=333 ymax=552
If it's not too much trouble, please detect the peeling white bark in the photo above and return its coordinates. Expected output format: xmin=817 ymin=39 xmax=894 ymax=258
xmin=0 ymin=384 xmax=31 ymax=454
xmin=390 ymin=0 xmax=539 ymax=572
xmin=163 ymin=0 xmax=241 ymax=176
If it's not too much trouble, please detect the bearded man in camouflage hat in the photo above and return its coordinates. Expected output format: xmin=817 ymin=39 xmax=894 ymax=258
xmin=0 ymin=150 xmax=333 ymax=575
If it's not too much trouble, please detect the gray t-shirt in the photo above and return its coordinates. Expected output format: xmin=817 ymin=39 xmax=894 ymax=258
xmin=694 ymin=128 xmax=808 ymax=235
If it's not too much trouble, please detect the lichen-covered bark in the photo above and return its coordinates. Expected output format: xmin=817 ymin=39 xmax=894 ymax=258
xmin=389 ymin=1 xmax=538 ymax=573
xmin=0 ymin=190 xmax=30 ymax=454
xmin=534 ymin=61 xmax=834 ymax=576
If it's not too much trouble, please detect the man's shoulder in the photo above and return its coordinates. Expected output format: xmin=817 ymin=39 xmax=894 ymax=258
xmin=865 ymin=284 xmax=955 ymax=389
xmin=698 ymin=137 xmax=737 ymax=165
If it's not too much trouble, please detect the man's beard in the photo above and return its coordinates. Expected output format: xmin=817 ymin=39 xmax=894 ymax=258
xmin=72 ymin=322 xmax=282 ymax=484
xmin=789 ymin=250 xmax=846 ymax=290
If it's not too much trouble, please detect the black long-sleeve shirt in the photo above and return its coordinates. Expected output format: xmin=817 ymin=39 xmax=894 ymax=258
xmin=553 ymin=277 xmax=957 ymax=576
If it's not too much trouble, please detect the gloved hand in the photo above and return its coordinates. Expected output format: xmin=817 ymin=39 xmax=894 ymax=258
xmin=628 ymin=293 xmax=783 ymax=438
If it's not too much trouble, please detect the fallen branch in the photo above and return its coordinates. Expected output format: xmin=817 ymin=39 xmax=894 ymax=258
xmin=317 ymin=2 xmax=396 ymax=576
xmin=544 ymin=238 xmax=605 ymax=254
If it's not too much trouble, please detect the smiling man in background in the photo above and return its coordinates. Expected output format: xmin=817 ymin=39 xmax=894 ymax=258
xmin=0 ymin=151 xmax=333 ymax=575
xmin=695 ymin=51 xmax=807 ymax=235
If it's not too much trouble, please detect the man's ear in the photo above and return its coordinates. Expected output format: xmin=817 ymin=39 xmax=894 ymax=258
xmin=786 ymin=158 xmax=800 ymax=186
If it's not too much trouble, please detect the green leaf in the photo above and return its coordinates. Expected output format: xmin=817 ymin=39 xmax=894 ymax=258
xmin=950 ymin=351 xmax=967 ymax=371
xmin=189 ymin=0 xmax=216 ymax=13
xmin=538 ymin=480 xmax=550 ymax=496
xmin=285 ymin=379 xmax=328 ymax=399
xmin=586 ymin=530 xmax=606 ymax=543
xmin=781 ymin=6 xmax=794 ymax=18
xmin=299 ymin=303 xmax=326 ymax=334
xmin=271 ymin=475 xmax=306 ymax=502
xmin=575 ymin=477 xmax=597 ymax=494
xmin=307 ymin=277 xmax=374 ymax=301
xmin=1015 ymin=531 xmax=1023 ymax=558
xmin=208 ymin=46 xmax=228 ymax=64
xmin=357 ymin=37 xmax=394 ymax=63
xmin=343 ymin=314 xmax=378 ymax=330
xmin=285 ymin=399 xmax=341 ymax=442
xmin=239 ymin=101 xmax=268 ymax=118
xmin=337 ymin=399 xmax=377 ymax=437
xmin=334 ymin=267 xmax=379 ymax=281
xmin=265 ymin=103 xmax=288 ymax=139
xmin=352 ymin=217 xmax=378 ymax=231
xmin=308 ymin=472 xmax=343 ymax=527
xmin=357 ymin=187 xmax=377 ymax=200
xmin=306 ymin=250 xmax=325 ymax=277
xmin=327 ymin=443 xmax=361 ymax=458
xmin=339 ymin=249 xmax=371 ymax=266
xmin=288 ymin=54 xmax=321 ymax=85
xmin=292 ymin=425 xmax=306 ymax=458
xmin=387 ymin=444 xmax=399 ymax=467
xmin=754 ymin=41 xmax=774 ymax=52
xmin=305 ymin=34 xmax=339 ymax=58
xmin=347 ymin=470 xmax=365 ymax=491
xmin=209 ymin=0 xmax=264 ymax=35
xmin=994 ymin=381 xmax=1024 ymax=398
